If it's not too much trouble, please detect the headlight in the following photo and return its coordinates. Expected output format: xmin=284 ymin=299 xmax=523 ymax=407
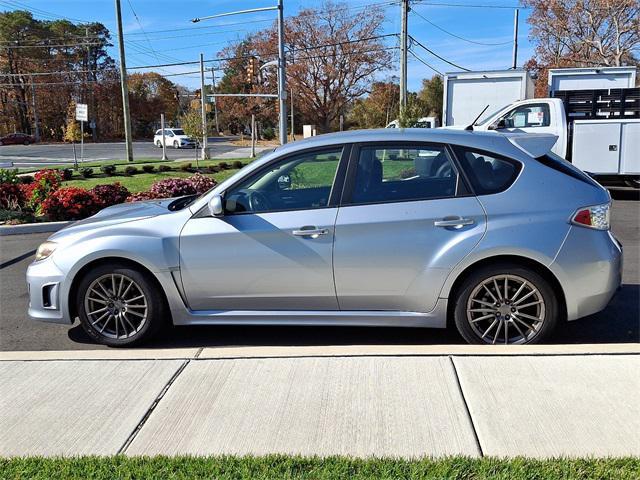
xmin=35 ymin=241 xmax=57 ymax=261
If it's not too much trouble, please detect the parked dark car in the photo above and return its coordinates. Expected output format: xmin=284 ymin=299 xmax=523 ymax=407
xmin=0 ymin=133 xmax=36 ymax=146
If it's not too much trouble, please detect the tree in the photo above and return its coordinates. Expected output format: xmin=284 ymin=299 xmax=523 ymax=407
xmin=417 ymin=75 xmax=443 ymax=123
xmin=348 ymin=80 xmax=399 ymax=129
xmin=217 ymin=1 xmax=392 ymax=134
xmin=63 ymin=102 xmax=81 ymax=142
xmin=525 ymin=0 xmax=640 ymax=95
xmin=179 ymin=108 xmax=203 ymax=141
xmin=127 ymin=72 xmax=180 ymax=138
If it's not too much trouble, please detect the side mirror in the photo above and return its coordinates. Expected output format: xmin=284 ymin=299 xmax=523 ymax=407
xmin=208 ymin=194 xmax=224 ymax=216
xmin=277 ymin=174 xmax=291 ymax=190
xmin=489 ymin=119 xmax=507 ymax=130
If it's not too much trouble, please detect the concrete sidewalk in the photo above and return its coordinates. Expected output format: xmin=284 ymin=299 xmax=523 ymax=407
xmin=1 ymin=344 xmax=639 ymax=458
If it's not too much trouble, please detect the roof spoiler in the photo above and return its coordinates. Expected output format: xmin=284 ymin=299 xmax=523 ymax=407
xmin=506 ymin=133 xmax=559 ymax=158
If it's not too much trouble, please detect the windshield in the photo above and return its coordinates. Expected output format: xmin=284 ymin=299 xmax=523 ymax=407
xmin=474 ymin=105 xmax=508 ymax=126
xmin=172 ymin=129 xmax=186 ymax=135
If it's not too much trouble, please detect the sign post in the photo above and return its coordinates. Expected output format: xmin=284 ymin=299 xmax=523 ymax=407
xmin=75 ymin=103 xmax=88 ymax=163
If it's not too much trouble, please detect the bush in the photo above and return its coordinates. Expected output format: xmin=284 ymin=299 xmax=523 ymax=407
xmin=262 ymin=127 xmax=275 ymax=140
xmin=0 ymin=209 xmax=36 ymax=225
xmin=142 ymin=164 xmax=155 ymax=173
xmin=0 ymin=183 xmax=26 ymax=209
xmin=206 ymin=165 xmax=220 ymax=173
xmin=218 ymin=161 xmax=229 ymax=170
xmin=90 ymin=183 xmax=130 ymax=207
xmin=27 ymin=169 xmax=62 ymax=213
xmin=40 ymin=187 xmax=101 ymax=221
xmin=124 ymin=166 xmax=138 ymax=175
xmin=232 ymin=160 xmax=244 ymax=169
xmin=150 ymin=178 xmax=196 ymax=198
xmin=126 ymin=190 xmax=160 ymax=203
xmin=0 ymin=168 xmax=19 ymax=184
xmin=179 ymin=162 xmax=192 ymax=172
xmin=19 ymin=175 xmax=34 ymax=184
xmin=100 ymin=165 xmax=116 ymax=176
xmin=189 ymin=173 xmax=216 ymax=194
xmin=80 ymin=167 xmax=94 ymax=178
xmin=60 ymin=168 xmax=73 ymax=180
xmin=158 ymin=164 xmax=172 ymax=172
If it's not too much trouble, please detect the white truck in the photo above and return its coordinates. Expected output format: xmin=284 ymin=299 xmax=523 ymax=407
xmin=443 ymin=69 xmax=534 ymax=127
xmin=467 ymin=88 xmax=640 ymax=188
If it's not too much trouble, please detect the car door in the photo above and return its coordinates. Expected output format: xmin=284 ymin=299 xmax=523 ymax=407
xmin=179 ymin=146 xmax=347 ymax=311
xmin=333 ymin=143 xmax=486 ymax=313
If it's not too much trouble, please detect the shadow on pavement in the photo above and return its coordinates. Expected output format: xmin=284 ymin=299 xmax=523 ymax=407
xmin=67 ymin=284 xmax=639 ymax=349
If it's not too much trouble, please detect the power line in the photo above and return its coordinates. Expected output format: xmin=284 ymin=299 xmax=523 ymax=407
xmin=411 ymin=7 xmax=513 ymax=46
xmin=0 ymin=0 xmax=91 ymax=23
xmin=408 ymin=48 xmax=443 ymax=75
xmin=0 ymin=41 xmax=103 ymax=49
xmin=125 ymin=0 xmax=161 ymax=65
xmin=413 ymin=1 xmax=527 ymax=9
xmin=409 ymin=34 xmax=471 ymax=71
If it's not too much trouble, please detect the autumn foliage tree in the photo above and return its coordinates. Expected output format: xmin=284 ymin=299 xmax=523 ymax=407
xmin=524 ymin=0 xmax=640 ymax=96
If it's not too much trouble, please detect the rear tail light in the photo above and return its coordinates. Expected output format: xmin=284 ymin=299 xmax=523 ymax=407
xmin=571 ymin=203 xmax=610 ymax=230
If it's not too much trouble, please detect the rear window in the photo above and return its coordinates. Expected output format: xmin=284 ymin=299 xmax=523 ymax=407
xmin=453 ymin=147 xmax=521 ymax=195
xmin=535 ymin=152 xmax=600 ymax=187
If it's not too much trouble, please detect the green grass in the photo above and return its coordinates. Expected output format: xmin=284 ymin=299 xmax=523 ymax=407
xmin=0 ymin=455 xmax=638 ymax=480
xmin=19 ymin=158 xmax=249 ymax=174
xmin=62 ymin=169 xmax=239 ymax=193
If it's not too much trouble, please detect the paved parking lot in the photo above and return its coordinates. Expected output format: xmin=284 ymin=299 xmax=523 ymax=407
xmin=0 ymin=191 xmax=637 ymax=351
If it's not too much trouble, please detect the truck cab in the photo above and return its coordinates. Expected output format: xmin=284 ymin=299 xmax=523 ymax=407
xmin=471 ymin=98 xmax=568 ymax=158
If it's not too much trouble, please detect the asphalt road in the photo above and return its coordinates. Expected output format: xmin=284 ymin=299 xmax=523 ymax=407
xmin=1 ymin=191 xmax=638 ymax=351
xmin=0 ymin=137 xmax=258 ymax=167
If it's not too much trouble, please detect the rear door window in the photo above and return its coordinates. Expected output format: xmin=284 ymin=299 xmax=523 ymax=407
xmin=454 ymin=147 xmax=521 ymax=195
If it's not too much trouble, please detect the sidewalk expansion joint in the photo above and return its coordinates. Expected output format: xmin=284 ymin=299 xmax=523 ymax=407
xmin=449 ymin=355 xmax=484 ymax=457
xmin=117 ymin=359 xmax=190 ymax=454
xmin=194 ymin=347 xmax=204 ymax=359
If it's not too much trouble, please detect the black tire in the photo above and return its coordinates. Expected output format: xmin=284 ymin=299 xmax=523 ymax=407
xmin=23 ymin=139 xmax=30 ymax=145
xmin=173 ymin=140 xmax=180 ymax=149
xmin=76 ymin=263 xmax=166 ymax=347
xmin=156 ymin=140 xmax=162 ymax=147
xmin=453 ymin=263 xmax=558 ymax=345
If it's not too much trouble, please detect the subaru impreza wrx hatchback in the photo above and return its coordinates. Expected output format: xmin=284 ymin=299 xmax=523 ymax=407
xmin=27 ymin=129 xmax=622 ymax=346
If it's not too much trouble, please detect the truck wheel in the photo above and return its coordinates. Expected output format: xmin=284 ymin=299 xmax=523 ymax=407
xmin=76 ymin=263 xmax=166 ymax=347
xmin=453 ymin=263 xmax=558 ymax=345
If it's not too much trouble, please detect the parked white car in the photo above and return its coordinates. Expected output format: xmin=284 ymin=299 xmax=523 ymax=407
xmin=386 ymin=117 xmax=439 ymax=129
xmin=154 ymin=128 xmax=197 ymax=149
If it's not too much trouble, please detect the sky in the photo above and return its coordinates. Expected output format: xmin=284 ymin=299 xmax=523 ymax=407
xmin=7 ymin=0 xmax=535 ymax=92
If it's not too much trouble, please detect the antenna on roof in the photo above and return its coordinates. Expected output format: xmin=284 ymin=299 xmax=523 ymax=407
xmin=465 ymin=105 xmax=490 ymax=131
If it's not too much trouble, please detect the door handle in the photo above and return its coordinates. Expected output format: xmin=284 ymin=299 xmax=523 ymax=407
xmin=292 ymin=227 xmax=329 ymax=239
xmin=434 ymin=217 xmax=475 ymax=229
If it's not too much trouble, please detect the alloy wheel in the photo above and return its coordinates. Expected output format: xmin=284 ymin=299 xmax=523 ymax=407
xmin=83 ymin=273 xmax=148 ymax=339
xmin=466 ymin=274 xmax=546 ymax=344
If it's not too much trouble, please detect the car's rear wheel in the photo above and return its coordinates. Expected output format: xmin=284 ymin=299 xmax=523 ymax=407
xmin=173 ymin=140 xmax=180 ymax=149
xmin=23 ymin=139 xmax=30 ymax=145
xmin=155 ymin=140 xmax=162 ymax=147
xmin=453 ymin=263 xmax=558 ymax=345
xmin=76 ymin=263 xmax=166 ymax=347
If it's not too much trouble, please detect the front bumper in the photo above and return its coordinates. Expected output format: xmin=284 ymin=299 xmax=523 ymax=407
xmin=26 ymin=258 xmax=72 ymax=324
xmin=552 ymin=227 xmax=623 ymax=321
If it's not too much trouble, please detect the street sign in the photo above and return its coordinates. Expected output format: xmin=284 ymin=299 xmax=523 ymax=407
xmin=75 ymin=103 xmax=88 ymax=122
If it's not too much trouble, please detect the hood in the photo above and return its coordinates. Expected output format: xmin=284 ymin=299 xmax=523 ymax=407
xmin=49 ymin=198 xmax=176 ymax=240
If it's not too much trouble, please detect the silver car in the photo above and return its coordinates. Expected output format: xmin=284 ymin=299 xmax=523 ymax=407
xmin=27 ymin=129 xmax=622 ymax=346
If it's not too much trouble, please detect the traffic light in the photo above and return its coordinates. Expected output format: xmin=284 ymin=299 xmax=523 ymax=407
xmin=246 ymin=57 xmax=257 ymax=84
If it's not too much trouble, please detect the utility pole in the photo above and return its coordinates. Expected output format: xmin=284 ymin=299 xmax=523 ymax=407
xmin=511 ymin=9 xmax=519 ymax=69
xmin=290 ymin=47 xmax=294 ymax=141
xmin=114 ymin=0 xmax=134 ymax=161
xmin=400 ymin=0 xmax=409 ymax=114
xmin=277 ymin=0 xmax=287 ymax=145
xmin=199 ymin=53 xmax=207 ymax=163
xmin=210 ymin=67 xmax=220 ymax=134
xmin=29 ymin=75 xmax=39 ymax=142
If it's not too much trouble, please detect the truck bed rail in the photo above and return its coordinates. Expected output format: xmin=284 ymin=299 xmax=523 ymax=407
xmin=553 ymin=88 xmax=639 ymax=120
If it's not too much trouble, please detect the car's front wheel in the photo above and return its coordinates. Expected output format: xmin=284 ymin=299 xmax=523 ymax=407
xmin=76 ymin=263 xmax=166 ymax=347
xmin=453 ymin=263 xmax=558 ymax=345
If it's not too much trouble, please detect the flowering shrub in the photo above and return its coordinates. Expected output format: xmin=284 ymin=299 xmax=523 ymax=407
xmin=0 ymin=183 xmax=26 ymax=209
xmin=91 ymin=183 xmax=130 ymax=207
xmin=150 ymin=178 xmax=196 ymax=198
xmin=0 ymin=168 xmax=19 ymax=184
xmin=40 ymin=187 xmax=101 ymax=221
xmin=126 ymin=190 xmax=160 ymax=203
xmin=27 ymin=169 xmax=62 ymax=213
xmin=189 ymin=173 xmax=216 ymax=194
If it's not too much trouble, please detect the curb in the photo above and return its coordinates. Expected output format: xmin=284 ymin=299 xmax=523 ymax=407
xmin=1 ymin=343 xmax=638 ymax=361
xmin=0 ymin=221 xmax=72 ymax=236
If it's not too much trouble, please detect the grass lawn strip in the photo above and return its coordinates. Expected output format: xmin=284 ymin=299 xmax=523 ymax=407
xmin=0 ymin=456 xmax=639 ymax=480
